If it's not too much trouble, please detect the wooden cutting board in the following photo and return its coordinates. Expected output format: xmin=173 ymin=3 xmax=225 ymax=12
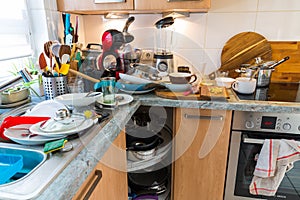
xmin=155 ymin=86 xmax=229 ymax=101
xmin=155 ymin=90 xmax=201 ymax=100
xmin=220 ymin=32 xmax=272 ymax=75
xmin=199 ymin=86 xmax=229 ymax=100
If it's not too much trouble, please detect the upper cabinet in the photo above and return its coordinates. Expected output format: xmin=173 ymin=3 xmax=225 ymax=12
xmin=57 ymin=0 xmax=134 ymax=15
xmin=134 ymin=0 xmax=210 ymax=13
xmin=57 ymin=0 xmax=210 ymax=14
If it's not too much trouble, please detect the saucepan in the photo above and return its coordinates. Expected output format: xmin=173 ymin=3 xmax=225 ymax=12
xmin=235 ymin=56 xmax=289 ymax=87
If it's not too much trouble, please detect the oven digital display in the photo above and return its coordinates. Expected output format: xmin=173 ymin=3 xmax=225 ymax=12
xmin=261 ymin=116 xmax=277 ymax=129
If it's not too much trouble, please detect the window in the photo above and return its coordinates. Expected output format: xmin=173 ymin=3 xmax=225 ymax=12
xmin=0 ymin=0 xmax=33 ymax=81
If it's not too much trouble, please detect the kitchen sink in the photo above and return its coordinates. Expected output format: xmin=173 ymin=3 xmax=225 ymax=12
xmin=0 ymin=143 xmax=47 ymax=186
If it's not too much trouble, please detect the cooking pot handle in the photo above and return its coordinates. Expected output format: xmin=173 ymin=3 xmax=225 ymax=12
xmin=86 ymin=43 xmax=102 ymax=50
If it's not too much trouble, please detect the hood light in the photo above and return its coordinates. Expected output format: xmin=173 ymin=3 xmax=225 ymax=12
xmin=162 ymin=11 xmax=190 ymax=18
xmin=104 ymin=12 xmax=129 ymax=19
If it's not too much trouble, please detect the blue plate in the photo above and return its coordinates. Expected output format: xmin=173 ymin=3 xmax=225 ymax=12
xmin=116 ymin=81 xmax=151 ymax=91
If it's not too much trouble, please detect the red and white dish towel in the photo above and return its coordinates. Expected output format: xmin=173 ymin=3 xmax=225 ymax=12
xmin=249 ymin=139 xmax=300 ymax=196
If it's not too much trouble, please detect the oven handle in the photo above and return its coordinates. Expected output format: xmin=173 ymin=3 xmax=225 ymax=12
xmin=243 ymin=137 xmax=265 ymax=144
xmin=184 ymin=114 xmax=224 ymax=121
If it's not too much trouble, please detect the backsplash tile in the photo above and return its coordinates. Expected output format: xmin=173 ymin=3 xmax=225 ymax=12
xmin=258 ymin=0 xmax=300 ymax=11
xmin=205 ymin=12 xmax=256 ymax=49
xmin=211 ymin=0 xmax=258 ymax=12
xmin=256 ymin=12 xmax=300 ymax=41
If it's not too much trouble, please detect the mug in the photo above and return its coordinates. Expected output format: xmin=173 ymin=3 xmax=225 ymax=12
xmin=232 ymin=77 xmax=256 ymax=94
xmin=169 ymin=72 xmax=197 ymax=84
xmin=94 ymin=77 xmax=116 ymax=104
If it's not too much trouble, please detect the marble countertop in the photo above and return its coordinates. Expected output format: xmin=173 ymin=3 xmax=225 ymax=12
xmin=28 ymin=90 xmax=300 ymax=199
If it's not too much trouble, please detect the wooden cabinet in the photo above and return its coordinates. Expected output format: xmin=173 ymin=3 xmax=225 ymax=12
xmin=57 ymin=0 xmax=134 ymax=14
xmin=134 ymin=0 xmax=210 ymax=13
xmin=73 ymin=131 xmax=128 ymax=200
xmin=57 ymin=0 xmax=210 ymax=14
xmin=173 ymin=108 xmax=232 ymax=200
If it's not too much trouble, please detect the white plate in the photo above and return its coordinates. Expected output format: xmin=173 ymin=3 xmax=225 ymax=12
xmin=163 ymin=83 xmax=192 ymax=92
xmin=4 ymin=124 xmax=65 ymax=145
xmin=29 ymin=118 xmax=94 ymax=137
xmin=97 ymin=94 xmax=134 ymax=106
xmin=120 ymin=88 xmax=155 ymax=94
xmin=119 ymin=73 xmax=152 ymax=84
xmin=0 ymin=97 xmax=31 ymax=109
xmin=24 ymin=100 xmax=67 ymax=118
xmin=54 ymin=92 xmax=102 ymax=107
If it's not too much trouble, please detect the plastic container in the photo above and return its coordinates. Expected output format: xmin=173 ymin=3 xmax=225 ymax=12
xmin=0 ymin=153 xmax=23 ymax=184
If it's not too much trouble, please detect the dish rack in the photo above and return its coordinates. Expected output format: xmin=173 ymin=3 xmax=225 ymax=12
xmin=0 ymin=153 xmax=23 ymax=184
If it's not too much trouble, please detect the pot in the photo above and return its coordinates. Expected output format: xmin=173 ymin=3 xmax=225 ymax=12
xmin=81 ymin=43 xmax=102 ymax=59
xmin=1 ymin=87 xmax=29 ymax=104
xmin=128 ymin=166 xmax=169 ymax=195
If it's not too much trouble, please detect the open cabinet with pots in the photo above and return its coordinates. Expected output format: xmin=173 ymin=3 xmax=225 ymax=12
xmin=126 ymin=106 xmax=173 ymax=200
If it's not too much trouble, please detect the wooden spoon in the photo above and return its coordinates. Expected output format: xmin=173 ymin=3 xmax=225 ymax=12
xmin=59 ymin=45 xmax=71 ymax=62
xmin=38 ymin=53 xmax=47 ymax=70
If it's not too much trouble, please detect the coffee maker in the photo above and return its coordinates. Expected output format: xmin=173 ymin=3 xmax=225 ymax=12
xmin=153 ymin=17 xmax=174 ymax=76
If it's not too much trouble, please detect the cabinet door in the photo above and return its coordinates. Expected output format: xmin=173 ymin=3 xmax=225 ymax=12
xmin=134 ymin=0 xmax=210 ymax=12
xmin=173 ymin=108 xmax=232 ymax=200
xmin=57 ymin=0 xmax=134 ymax=14
xmin=73 ymin=131 xmax=128 ymax=200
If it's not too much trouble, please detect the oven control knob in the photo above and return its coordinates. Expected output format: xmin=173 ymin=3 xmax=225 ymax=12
xmin=283 ymin=123 xmax=291 ymax=131
xmin=245 ymin=121 xmax=254 ymax=129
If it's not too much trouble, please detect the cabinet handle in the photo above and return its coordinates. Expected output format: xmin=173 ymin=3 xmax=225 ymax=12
xmin=83 ymin=170 xmax=102 ymax=200
xmin=184 ymin=114 xmax=224 ymax=121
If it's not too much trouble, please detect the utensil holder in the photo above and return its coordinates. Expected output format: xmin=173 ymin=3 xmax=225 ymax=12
xmin=42 ymin=76 xmax=68 ymax=100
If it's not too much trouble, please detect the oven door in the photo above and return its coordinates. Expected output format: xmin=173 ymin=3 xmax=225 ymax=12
xmin=225 ymin=131 xmax=300 ymax=200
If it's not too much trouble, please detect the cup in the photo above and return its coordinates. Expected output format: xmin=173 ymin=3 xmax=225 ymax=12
xmin=232 ymin=77 xmax=256 ymax=94
xmin=169 ymin=72 xmax=197 ymax=84
xmin=99 ymin=77 xmax=116 ymax=104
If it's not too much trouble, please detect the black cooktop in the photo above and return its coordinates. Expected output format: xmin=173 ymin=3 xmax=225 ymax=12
xmin=234 ymin=82 xmax=300 ymax=102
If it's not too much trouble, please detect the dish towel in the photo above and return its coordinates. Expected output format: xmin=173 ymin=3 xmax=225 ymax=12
xmin=249 ymin=139 xmax=300 ymax=196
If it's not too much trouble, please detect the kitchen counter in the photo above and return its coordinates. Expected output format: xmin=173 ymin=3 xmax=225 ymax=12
xmin=3 ymin=89 xmax=300 ymax=200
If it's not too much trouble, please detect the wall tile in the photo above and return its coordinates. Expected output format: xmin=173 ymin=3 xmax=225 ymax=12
xmin=256 ymin=12 xmax=300 ymax=41
xmin=258 ymin=0 xmax=300 ymax=11
xmin=211 ymin=0 xmax=258 ymax=12
xmin=205 ymin=13 xmax=256 ymax=49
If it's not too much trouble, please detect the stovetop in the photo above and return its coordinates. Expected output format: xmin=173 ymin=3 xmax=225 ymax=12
xmin=234 ymin=82 xmax=300 ymax=102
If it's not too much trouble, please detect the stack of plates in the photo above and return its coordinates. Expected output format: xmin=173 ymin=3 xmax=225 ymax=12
xmin=4 ymin=117 xmax=94 ymax=146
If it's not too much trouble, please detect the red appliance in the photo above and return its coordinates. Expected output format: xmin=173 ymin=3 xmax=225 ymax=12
xmin=97 ymin=29 xmax=124 ymax=78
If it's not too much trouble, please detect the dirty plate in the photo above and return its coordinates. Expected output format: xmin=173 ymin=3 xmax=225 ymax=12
xmin=4 ymin=124 xmax=65 ymax=145
xmin=29 ymin=119 xmax=94 ymax=137
xmin=97 ymin=94 xmax=133 ymax=106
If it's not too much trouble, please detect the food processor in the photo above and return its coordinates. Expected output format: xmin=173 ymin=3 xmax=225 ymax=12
xmin=153 ymin=17 xmax=175 ymax=76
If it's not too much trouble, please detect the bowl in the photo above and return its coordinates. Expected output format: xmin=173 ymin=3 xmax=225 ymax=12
xmin=215 ymin=77 xmax=235 ymax=88
xmin=54 ymin=92 xmax=102 ymax=107
xmin=1 ymin=87 xmax=29 ymax=104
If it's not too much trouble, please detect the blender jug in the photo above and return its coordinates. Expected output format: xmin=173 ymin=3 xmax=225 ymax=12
xmin=153 ymin=17 xmax=174 ymax=76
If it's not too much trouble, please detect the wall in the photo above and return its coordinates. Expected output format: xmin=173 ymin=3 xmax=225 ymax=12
xmin=77 ymin=0 xmax=300 ymax=75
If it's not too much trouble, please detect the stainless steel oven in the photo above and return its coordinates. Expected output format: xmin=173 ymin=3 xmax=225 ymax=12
xmin=225 ymin=111 xmax=300 ymax=200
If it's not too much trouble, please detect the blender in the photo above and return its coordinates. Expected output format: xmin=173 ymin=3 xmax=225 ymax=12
xmin=153 ymin=17 xmax=175 ymax=76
